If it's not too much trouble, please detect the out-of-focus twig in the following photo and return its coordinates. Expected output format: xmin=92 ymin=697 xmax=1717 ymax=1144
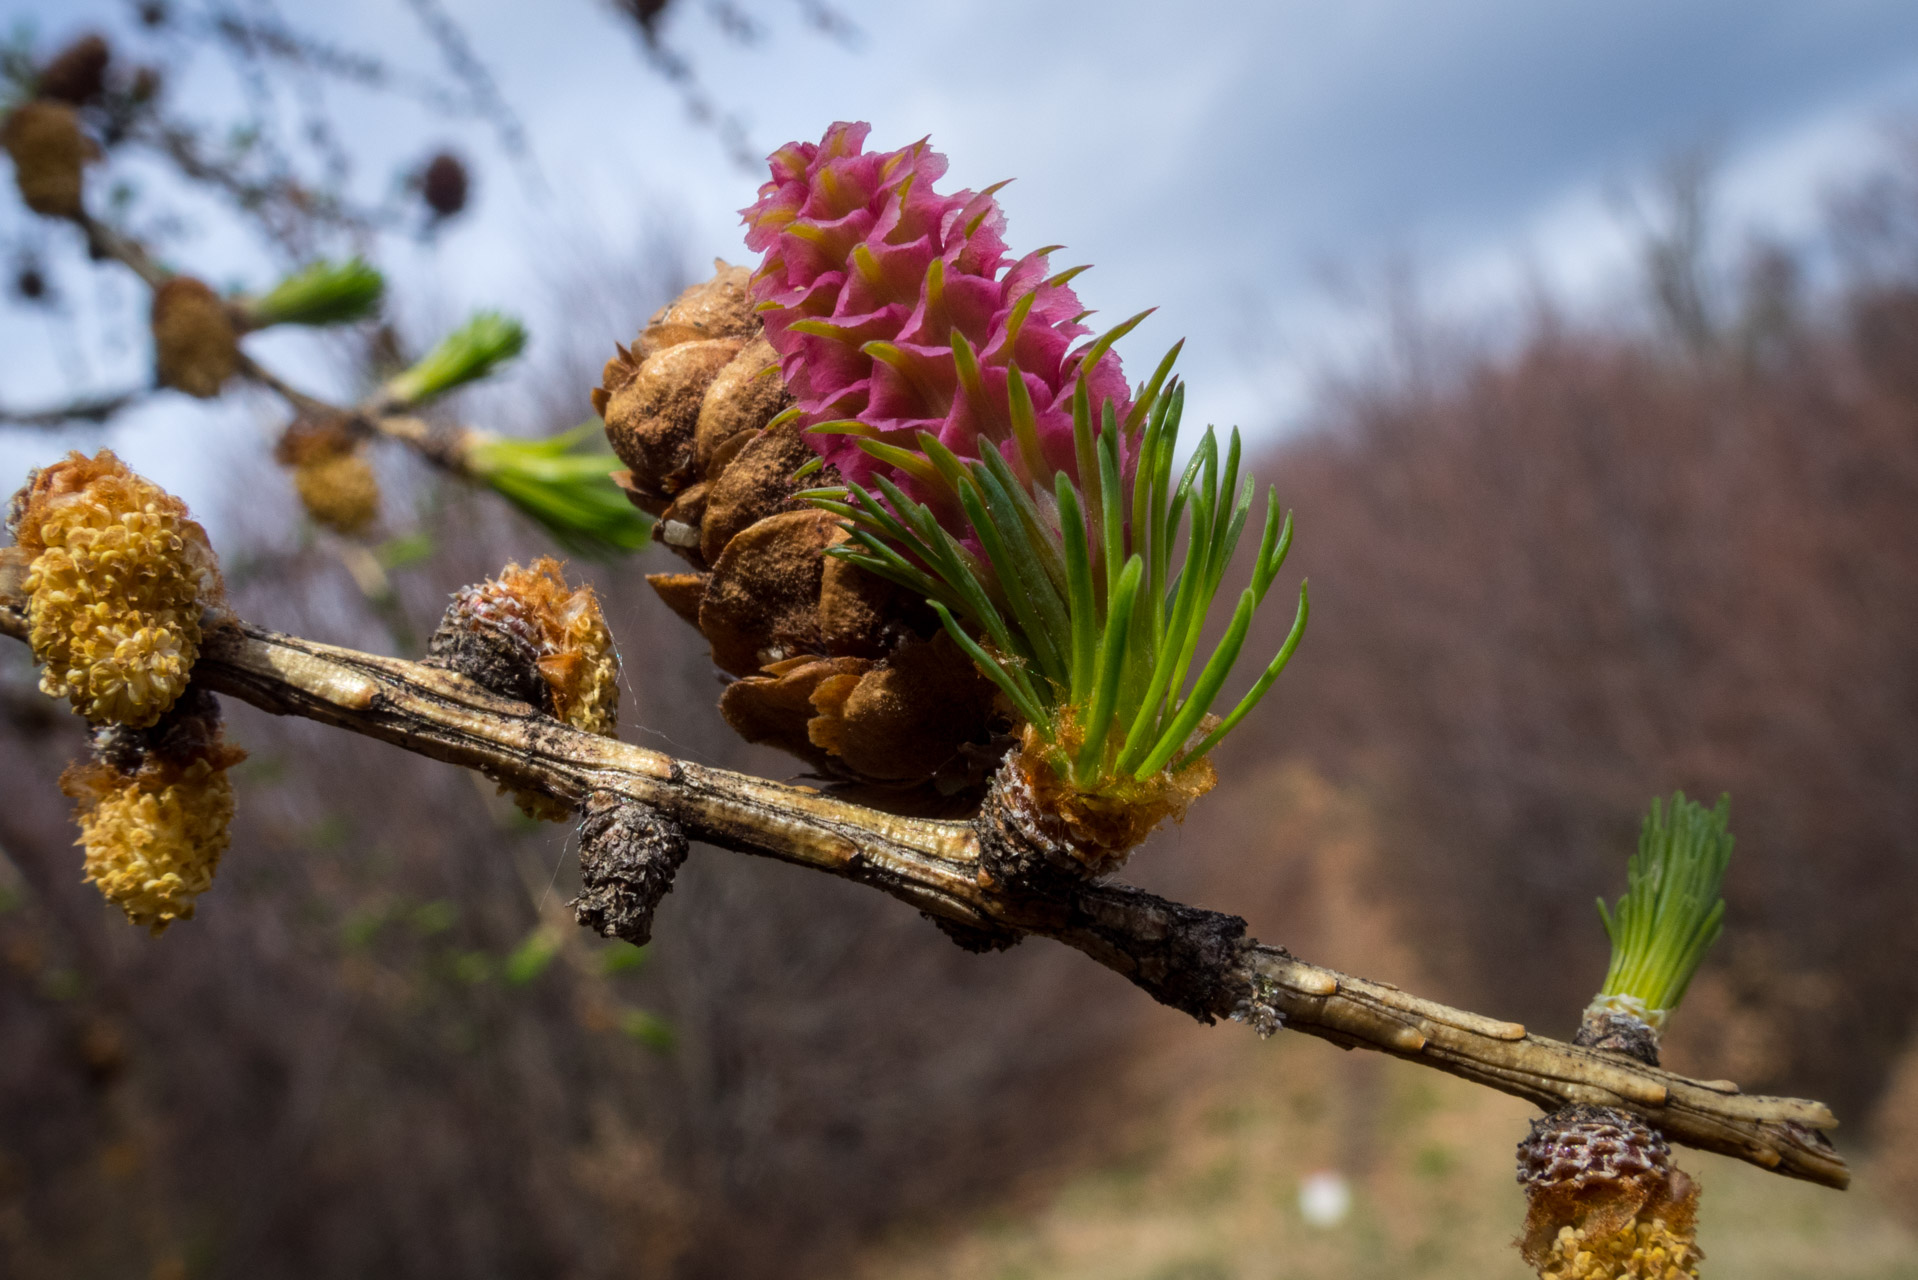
xmin=49 ymin=211 xmax=491 ymax=489
xmin=0 ymin=385 xmax=149 ymax=428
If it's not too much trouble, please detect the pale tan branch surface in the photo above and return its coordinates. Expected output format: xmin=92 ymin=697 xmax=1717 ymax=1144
xmin=0 ymin=603 xmax=1849 ymax=1189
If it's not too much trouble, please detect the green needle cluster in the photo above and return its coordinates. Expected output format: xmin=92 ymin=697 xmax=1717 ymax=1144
xmin=246 ymin=257 xmax=386 ymax=328
xmin=466 ymin=424 xmax=652 ymax=558
xmin=384 ymin=310 xmax=527 ymax=406
xmin=1596 ymin=791 xmax=1735 ymax=1018
xmin=804 ymin=344 xmax=1308 ymax=792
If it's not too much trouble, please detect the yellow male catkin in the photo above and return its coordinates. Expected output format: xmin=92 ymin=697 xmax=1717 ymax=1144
xmin=7 ymin=451 xmax=224 ymax=727
xmin=275 ymin=415 xmax=380 ymax=533
xmin=61 ymin=689 xmax=246 ymax=934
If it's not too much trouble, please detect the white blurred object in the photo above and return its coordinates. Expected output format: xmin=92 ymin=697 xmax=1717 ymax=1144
xmin=1297 ymin=1170 xmax=1352 ymax=1227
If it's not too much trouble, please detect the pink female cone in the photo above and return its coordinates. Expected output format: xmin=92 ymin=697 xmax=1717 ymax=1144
xmin=741 ymin=121 xmax=1135 ymax=500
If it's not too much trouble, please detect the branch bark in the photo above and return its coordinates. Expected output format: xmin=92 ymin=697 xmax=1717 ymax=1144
xmin=0 ymin=602 xmax=1850 ymax=1189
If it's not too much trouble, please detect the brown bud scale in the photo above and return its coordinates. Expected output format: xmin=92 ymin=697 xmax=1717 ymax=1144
xmin=595 ymin=263 xmax=1016 ymax=810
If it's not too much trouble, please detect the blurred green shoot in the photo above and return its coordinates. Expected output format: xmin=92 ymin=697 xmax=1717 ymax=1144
xmin=373 ymin=531 xmax=436 ymax=572
xmin=503 ymin=928 xmax=561 ymax=986
xmin=409 ymin=899 xmax=458 ymax=937
xmin=619 ymin=1008 xmax=676 ymax=1052
xmin=340 ymin=907 xmax=387 ymax=951
xmin=244 ymin=257 xmax=385 ymax=328
xmin=383 ymin=310 xmax=526 ymax=406
xmin=446 ymin=950 xmax=494 ymax=985
xmin=807 ymin=344 xmax=1308 ymax=793
xmin=1596 ymin=792 xmax=1734 ymax=1022
xmin=466 ymin=423 xmax=652 ymax=558
xmin=599 ymin=940 xmax=650 ymax=976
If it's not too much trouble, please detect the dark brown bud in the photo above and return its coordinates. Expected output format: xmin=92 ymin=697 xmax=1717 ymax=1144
xmin=425 ymin=575 xmax=558 ymax=715
xmin=619 ymin=0 xmax=675 ymax=42
xmin=420 ymin=151 xmax=468 ymax=218
xmin=1516 ymin=1106 xmax=1672 ymax=1194
xmin=38 ymin=34 xmax=111 ymax=107
xmin=424 ymin=559 xmax=620 ymax=821
xmin=571 ymin=792 xmax=687 ymax=947
xmin=13 ymin=263 xmax=46 ymax=301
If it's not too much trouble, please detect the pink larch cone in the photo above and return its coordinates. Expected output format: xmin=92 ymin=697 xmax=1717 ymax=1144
xmin=741 ymin=121 xmax=1136 ymax=498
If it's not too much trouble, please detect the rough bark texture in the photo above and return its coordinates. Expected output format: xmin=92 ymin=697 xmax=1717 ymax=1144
xmin=572 ymin=790 xmax=689 ymax=947
xmin=1575 ymin=1009 xmax=1664 ymax=1067
xmin=0 ymin=601 xmax=1850 ymax=1190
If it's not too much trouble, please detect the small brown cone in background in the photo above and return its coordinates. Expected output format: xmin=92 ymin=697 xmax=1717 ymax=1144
xmin=1 ymin=100 xmax=96 ymax=218
xmin=38 ymin=34 xmax=112 ymax=106
xmin=419 ymin=151 xmax=468 ymax=219
xmin=275 ymin=414 xmax=380 ymax=534
xmin=152 ymin=277 xmax=239 ymax=398
xmin=1515 ymin=1105 xmax=1702 ymax=1279
xmin=596 ymin=262 xmax=1005 ymax=809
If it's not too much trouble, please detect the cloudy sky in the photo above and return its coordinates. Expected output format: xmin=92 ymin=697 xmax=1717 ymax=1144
xmin=7 ymin=0 xmax=1918 ymax=507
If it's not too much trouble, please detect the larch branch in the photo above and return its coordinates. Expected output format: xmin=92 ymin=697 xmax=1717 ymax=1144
xmin=0 ymin=602 xmax=1849 ymax=1189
